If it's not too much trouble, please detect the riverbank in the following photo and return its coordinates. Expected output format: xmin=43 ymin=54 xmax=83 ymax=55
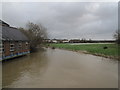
xmin=46 ymin=43 xmax=119 ymax=60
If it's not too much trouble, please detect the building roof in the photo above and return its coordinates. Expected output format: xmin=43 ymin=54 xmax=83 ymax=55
xmin=0 ymin=20 xmax=10 ymax=27
xmin=0 ymin=20 xmax=28 ymax=41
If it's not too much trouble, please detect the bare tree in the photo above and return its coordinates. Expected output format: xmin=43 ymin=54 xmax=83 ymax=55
xmin=114 ymin=30 xmax=120 ymax=44
xmin=19 ymin=22 xmax=48 ymax=51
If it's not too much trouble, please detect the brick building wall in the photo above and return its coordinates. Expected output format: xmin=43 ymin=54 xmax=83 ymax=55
xmin=2 ymin=41 xmax=30 ymax=58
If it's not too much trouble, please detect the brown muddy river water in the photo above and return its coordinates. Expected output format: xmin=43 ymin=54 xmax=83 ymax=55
xmin=2 ymin=48 xmax=118 ymax=88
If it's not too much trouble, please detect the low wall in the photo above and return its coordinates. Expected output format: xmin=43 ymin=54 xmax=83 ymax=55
xmin=0 ymin=51 xmax=30 ymax=61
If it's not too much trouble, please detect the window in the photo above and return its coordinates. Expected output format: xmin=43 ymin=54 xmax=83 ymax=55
xmin=0 ymin=43 xmax=4 ymax=53
xmin=25 ymin=42 xmax=29 ymax=49
xmin=10 ymin=42 xmax=15 ymax=52
xmin=0 ymin=43 xmax=2 ymax=53
xmin=18 ymin=42 xmax=22 ymax=50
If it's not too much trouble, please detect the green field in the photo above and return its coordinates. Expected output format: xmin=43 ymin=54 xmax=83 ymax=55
xmin=47 ymin=43 xmax=119 ymax=60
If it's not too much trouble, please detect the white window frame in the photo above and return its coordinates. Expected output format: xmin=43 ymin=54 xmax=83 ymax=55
xmin=10 ymin=42 xmax=15 ymax=52
xmin=0 ymin=44 xmax=2 ymax=53
xmin=0 ymin=43 xmax=4 ymax=53
xmin=18 ymin=42 xmax=22 ymax=50
xmin=25 ymin=42 xmax=29 ymax=49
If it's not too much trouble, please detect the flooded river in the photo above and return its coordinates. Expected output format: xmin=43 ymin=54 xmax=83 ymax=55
xmin=2 ymin=48 xmax=118 ymax=88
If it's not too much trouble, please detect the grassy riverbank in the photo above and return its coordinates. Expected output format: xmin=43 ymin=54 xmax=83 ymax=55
xmin=47 ymin=43 xmax=119 ymax=60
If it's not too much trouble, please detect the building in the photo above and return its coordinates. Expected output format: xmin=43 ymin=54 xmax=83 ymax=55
xmin=62 ymin=39 xmax=69 ymax=43
xmin=0 ymin=20 xmax=30 ymax=61
xmin=51 ymin=39 xmax=58 ymax=43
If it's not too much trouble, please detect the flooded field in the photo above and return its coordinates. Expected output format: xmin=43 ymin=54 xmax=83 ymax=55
xmin=2 ymin=48 xmax=118 ymax=88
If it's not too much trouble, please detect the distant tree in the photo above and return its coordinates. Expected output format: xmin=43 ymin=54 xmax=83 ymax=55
xmin=81 ymin=38 xmax=86 ymax=43
xmin=88 ymin=38 xmax=92 ymax=43
xmin=19 ymin=22 xmax=48 ymax=51
xmin=114 ymin=30 xmax=120 ymax=44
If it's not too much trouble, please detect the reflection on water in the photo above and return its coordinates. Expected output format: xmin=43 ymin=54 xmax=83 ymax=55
xmin=3 ymin=48 xmax=118 ymax=88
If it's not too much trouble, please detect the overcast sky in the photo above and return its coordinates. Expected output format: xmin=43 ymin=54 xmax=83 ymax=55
xmin=2 ymin=2 xmax=118 ymax=40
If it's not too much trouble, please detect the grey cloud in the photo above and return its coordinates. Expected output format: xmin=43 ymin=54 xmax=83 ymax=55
xmin=2 ymin=2 xmax=118 ymax=40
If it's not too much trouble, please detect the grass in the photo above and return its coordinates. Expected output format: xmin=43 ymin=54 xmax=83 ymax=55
xmin=46 ymin=43 xmax=119 ymax=60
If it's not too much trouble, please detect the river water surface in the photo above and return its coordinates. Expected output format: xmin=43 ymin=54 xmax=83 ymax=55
xmin=2 ymin=48 xmax=118 ymax=88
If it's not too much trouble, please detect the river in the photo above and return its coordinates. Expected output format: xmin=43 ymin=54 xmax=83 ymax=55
xmin=2 ymin=48 xmax=118 ymax=88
